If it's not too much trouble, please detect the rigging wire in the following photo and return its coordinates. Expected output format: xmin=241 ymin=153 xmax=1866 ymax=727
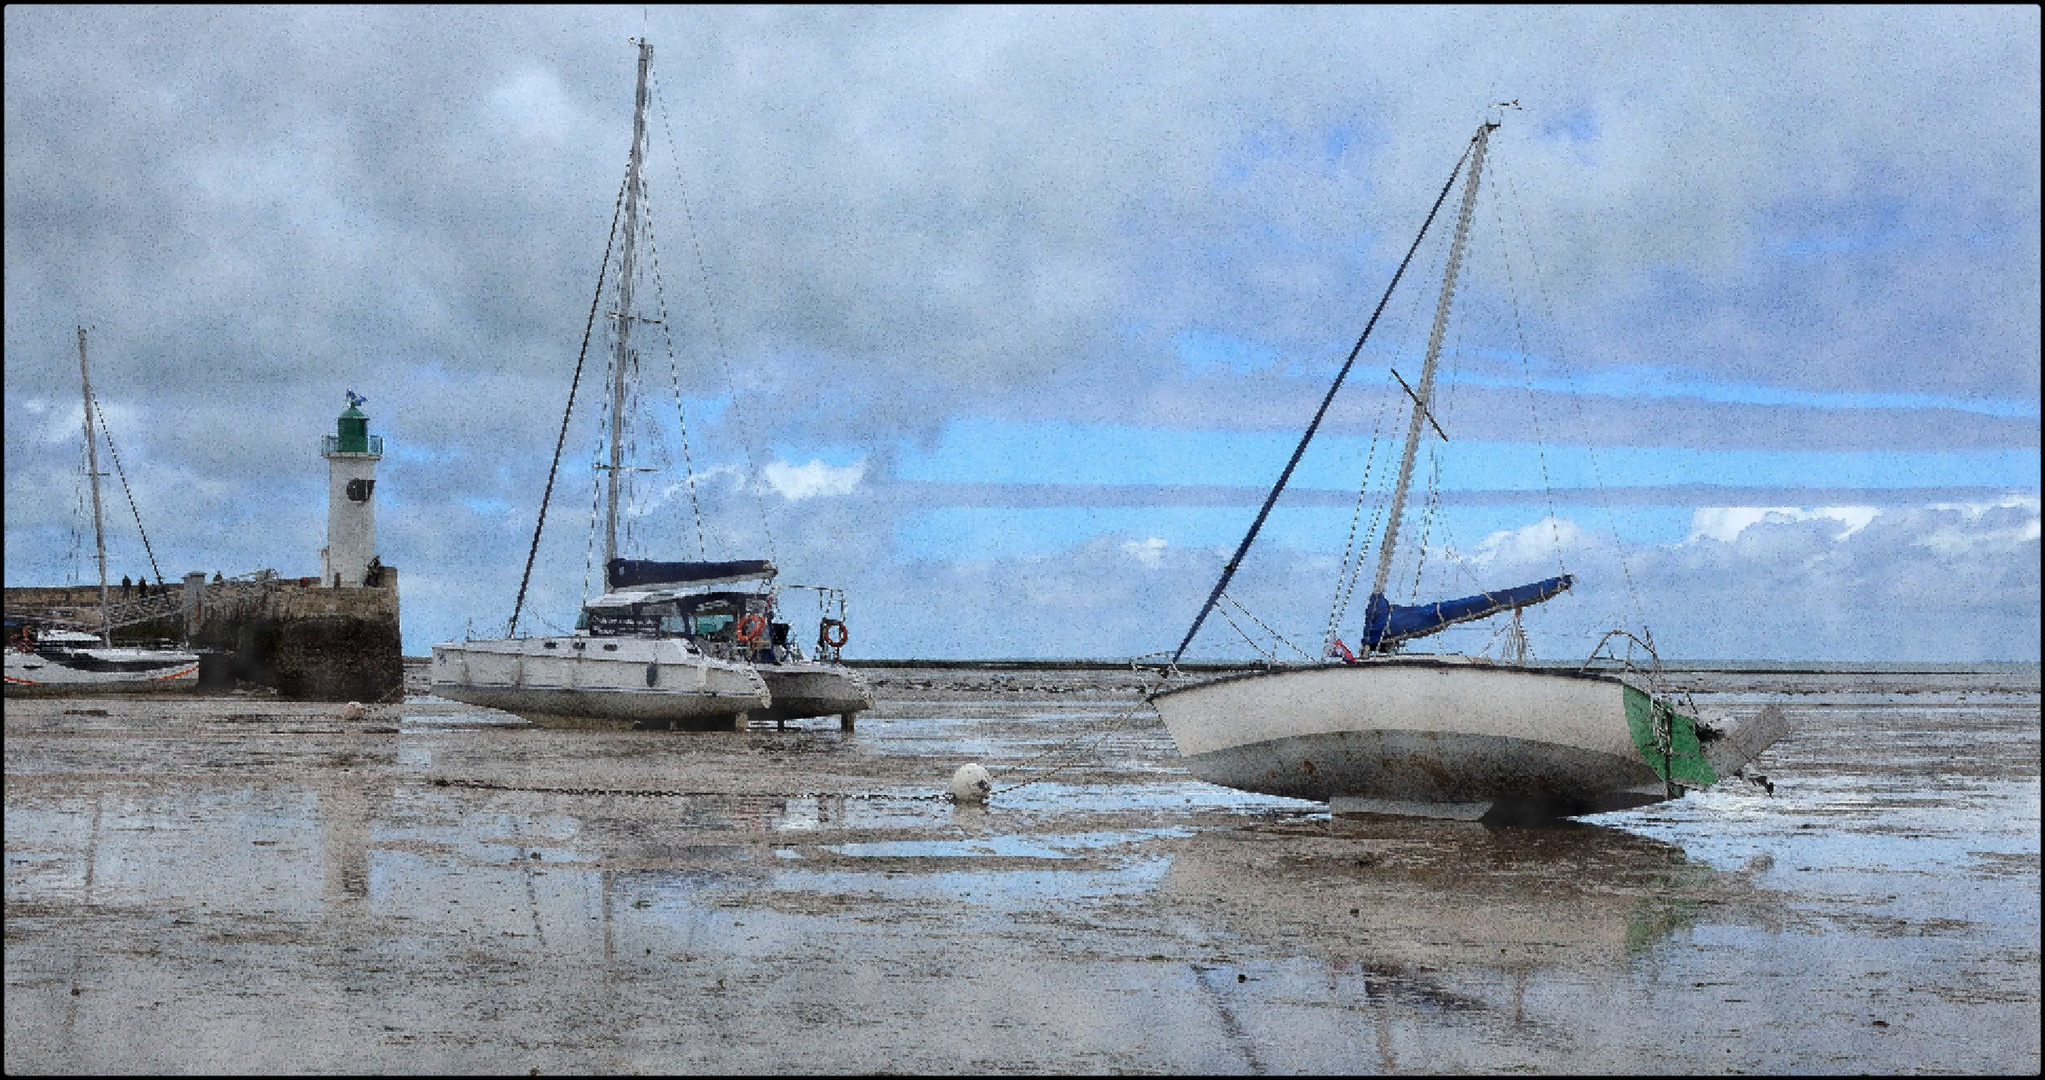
xmin=649 ymin=66 xmax=777 ymax=564
xmin=1423 ymin=241 xmax=1501 ymax=605
xmin=1221 ymin=591 xmax=1318 ymax=663
xmin=508 ymin=168 xmax=628 ymax=637
xmin=1483 ymin=162 xmax=1569 ymax=578
xmin=66 ymin=439 xmax=88 ymax=586
xmin=635 ymin=180 xmax=711 ymax=559
xmin=584 ymin=325 xmax=622 ymax=601
xmin=582 ymin=464 xmax=604 ymax=604
xmin=1213 ymin=602 xmax=1275 ymax=663
xmin=89 ymin=391 xmax=164 ymax=584
xmin=1328 ymin=204 xmax=1455 ymax=648
xmin=1408 ymin=449 xmax=1445 ymax=603
xmin=1491 ymin=151 xmax=1650 ymax=638
xmin=1321 ymin=386 xmax=1394 ymax=650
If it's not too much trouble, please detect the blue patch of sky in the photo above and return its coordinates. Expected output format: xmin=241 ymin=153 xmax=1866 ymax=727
xmin=1442 ymin=354 xmax=2041 ymax=418
xmin=383 ymin=441 xmax=462 ymax=465
xmin=1766 ymin=196 xmax=1912 ymax=260
xmin=1538 ymin=107 xmax=1599 ymax=144
xmin=678 ymin=393 xmax=735 ymax=427
xmin=1322 ymin=125 xmax=1354 ymax=164
xmin=893 ymin=504 xmax=1693 ymax=563
xmin=894 ymin=418 xmax=2041 ymax=493
xmin=460 ymin=495 xmax=516 ymax=517
xmin=1215 ymin=122 xmax=1296 ymax=187
xmin=1176 ymin=327 xmax=1282 ymax=375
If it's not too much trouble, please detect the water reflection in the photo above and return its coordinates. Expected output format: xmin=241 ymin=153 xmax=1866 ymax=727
xmin=1162 ymin=816 xmax=1756 ymax=979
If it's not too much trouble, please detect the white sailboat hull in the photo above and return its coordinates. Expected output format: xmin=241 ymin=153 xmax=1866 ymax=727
xmin=5 ymin=645 xmax=200 ymax=694
xmin=430 ymin=636 xmax=767 ymax=729
xmin=757 ymin=661 xmax=873 ymax=723
xmin=1152 ymin=659 xmax=1715 ymax=820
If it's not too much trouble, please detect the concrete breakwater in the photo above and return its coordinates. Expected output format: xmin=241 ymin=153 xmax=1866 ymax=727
xmin=5 ymin=569 xmax=401 ymax=702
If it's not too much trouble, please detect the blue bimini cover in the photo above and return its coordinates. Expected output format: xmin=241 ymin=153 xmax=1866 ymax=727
xmin=607 ymin=558 xmax=776 ymax=590
xmin=1362 ymin=574 xmax=1574 ymax=649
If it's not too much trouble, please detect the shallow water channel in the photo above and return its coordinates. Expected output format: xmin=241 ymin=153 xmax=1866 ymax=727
xmin=5 ymin=666 xmax=2038 ymax=1073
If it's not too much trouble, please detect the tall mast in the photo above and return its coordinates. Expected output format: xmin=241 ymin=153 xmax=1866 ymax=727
xmin=605 ymin=38 xmax=654 ymax=571
xmin=77 ymin=327 xmax=110 ymax=642
xmin=1367 ymin=121 xmax=1493 ymax=616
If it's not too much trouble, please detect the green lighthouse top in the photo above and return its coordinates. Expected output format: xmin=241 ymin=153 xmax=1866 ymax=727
xmin=332 ymin=390 xmax=375 ymax=454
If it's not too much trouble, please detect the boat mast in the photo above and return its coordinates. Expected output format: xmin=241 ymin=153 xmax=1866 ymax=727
xmin=1366 ymin=121 xmax=1494 ymax=622
xmin=605 ymin=38 xmax=654 ymax=571
xmin=77 ymin=327 xmax=110 ymax=643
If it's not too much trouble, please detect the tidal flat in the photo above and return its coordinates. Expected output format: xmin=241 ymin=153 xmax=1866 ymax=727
xmin=5 ymin=665 xmax=2038 ymax=1073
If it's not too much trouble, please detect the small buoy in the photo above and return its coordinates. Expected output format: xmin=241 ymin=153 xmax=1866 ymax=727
xmin=341 ymin=701 xmax=366 ymax=721
xmin=947 ymin=763 xmax=992 ymax=804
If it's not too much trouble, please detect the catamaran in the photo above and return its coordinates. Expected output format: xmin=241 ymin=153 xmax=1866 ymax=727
xmin=5 ymin=329 xmax=198 ymax=694
xmin=1149 ymin=118 xmax=1788 ymax=821
xmin=600 ymin=557 xmax=872 ymax=726
xmin=431 ymin=38 xmax=868 ymax=730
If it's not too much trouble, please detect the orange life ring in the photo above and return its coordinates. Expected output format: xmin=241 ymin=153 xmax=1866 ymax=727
xmin=736 ymin=613 xmax=769 ymax=644
xmin=818 ymin=619 xmax=848 ymax=649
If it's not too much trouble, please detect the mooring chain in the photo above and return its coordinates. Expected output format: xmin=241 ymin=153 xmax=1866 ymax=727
xmin=429 ymin=776 xmax=947 ymax=802
xmin=991 ymin=700 xmax=1149 ymax=796
xmin=987 ymin=675 xmax=1164 ymax=795
xmin=427 ymin=676 xmax=1161 ymax=804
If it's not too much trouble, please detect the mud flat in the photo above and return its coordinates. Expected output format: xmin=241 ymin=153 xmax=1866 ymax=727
xmin=5 ymin=666 xmax=2038 ymax=1073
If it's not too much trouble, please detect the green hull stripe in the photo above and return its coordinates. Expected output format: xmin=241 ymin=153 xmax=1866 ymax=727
xmin=1623 ymin=684 xmax=1718 ymax=788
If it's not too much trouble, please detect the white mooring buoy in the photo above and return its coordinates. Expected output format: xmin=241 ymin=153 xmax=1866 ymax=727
xmin=947 ymin=763 xmax=992 ymax=804
xmin=341 ymin=701 xmax=366 ymax=722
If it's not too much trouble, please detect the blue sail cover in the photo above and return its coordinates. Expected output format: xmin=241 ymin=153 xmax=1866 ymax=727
xmin=607 ymin=558 xmax=776 ymax=590
xmin=1361 ymin=574 xmax=1574 ymax=649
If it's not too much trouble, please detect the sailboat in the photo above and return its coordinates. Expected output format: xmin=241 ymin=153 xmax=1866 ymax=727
xmin=430 ymin=38 xmax=868 ymax=731
xmin=1149 ymin=120 xmax=1788 ymax=821
xmin=5 ymin=329 xmax=199 ymax=694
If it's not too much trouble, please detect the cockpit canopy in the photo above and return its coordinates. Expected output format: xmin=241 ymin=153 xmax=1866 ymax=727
xmin=575 ymin=589 xmax=781 ymax=641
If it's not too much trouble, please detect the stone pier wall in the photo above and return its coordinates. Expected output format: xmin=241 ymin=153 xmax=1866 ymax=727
xmin=5 ymin=569 xmax=402 ymax=702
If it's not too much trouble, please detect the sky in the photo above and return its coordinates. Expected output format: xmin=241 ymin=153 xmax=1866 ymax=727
xmin=5 ymin=5 xmax=2039 ymax=662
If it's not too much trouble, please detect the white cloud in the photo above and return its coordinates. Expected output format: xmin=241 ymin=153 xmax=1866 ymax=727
xmin=1914 ymin=494 xmax=2041 ymax=555
xmin=1465 ymin=516 xmax=1593 ymax=566
xmin=762 ymin=458 xmax=865 ymax=500
xmin=1688 ymin=505 xmax=1879 ymax=543
xmin=1121 ymin=536 xmax=1168 ymax=568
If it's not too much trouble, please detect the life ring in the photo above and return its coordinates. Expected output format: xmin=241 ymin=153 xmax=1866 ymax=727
xmin=736 ymin=613 xmax=769 ymax=644
xmin=818 ymin=619 xmax=848 ymax=649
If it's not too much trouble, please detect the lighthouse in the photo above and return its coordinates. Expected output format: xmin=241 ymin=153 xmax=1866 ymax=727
xmin=320 ymin=391 xmax=383 ymax=588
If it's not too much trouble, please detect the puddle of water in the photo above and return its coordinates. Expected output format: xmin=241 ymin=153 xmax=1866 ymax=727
xmin=820 ymin=828 xmax=1189 ymax=862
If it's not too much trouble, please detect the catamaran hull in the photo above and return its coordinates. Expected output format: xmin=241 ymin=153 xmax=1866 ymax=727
xmin=430 ymin=684 xmax=766 ymax=729
xmin=1151 ymin=660 xmax=1773 ymax=821
xmin=430 ymin=638 xmax=768 ymax=730
xmin=757 ymin=662 xmax=874 ymax=723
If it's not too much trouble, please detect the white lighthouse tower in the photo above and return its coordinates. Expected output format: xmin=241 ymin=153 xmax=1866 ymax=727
xmin=320 ymin=391 xmax=383 ymax=588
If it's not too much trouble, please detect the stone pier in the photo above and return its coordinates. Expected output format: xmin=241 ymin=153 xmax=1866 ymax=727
xmin=5 ymin=568 xmax=403 ymax=702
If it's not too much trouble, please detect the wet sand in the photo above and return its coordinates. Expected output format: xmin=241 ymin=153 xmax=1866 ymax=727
xmin=5 ymin=666 xmax=2038 ymax=1073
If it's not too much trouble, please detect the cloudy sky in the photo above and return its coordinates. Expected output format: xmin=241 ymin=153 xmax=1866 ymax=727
xmin=6 ymin=6 xmax=2038 ymax=661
